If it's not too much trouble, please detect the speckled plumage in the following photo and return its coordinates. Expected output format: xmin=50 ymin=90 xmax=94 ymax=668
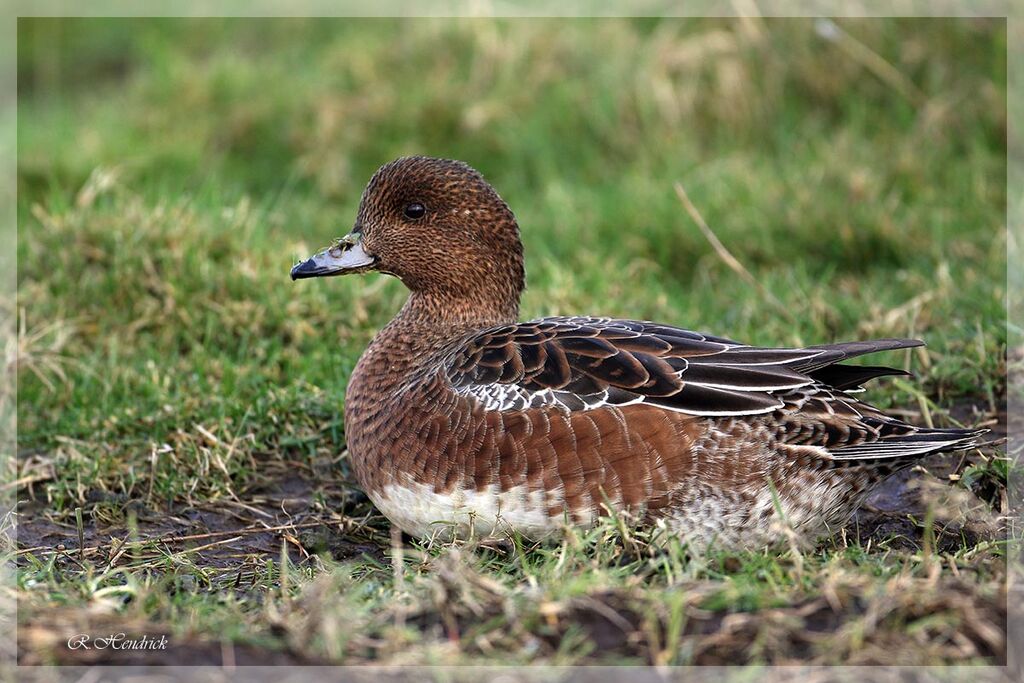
xmin=292 ymin=156 xmax=984 ymax=549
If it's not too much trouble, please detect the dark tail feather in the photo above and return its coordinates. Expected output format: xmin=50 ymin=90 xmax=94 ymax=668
xmin=794 ymin=338 xmax=924 ymax=374
xmin=791 ymin=338 xmax=985 ymax=465
xmin=809 ymin=363 xmax=912 ymax=391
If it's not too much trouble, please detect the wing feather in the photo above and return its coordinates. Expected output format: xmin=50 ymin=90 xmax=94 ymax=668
xmin=442 ymin=317 xmax=985 ymax=465
xmin=446 ymin=317 xmax=931 ymax=420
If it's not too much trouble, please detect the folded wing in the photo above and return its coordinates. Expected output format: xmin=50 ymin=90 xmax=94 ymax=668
xmin=445 ymin=316 xmax=920 ymax=417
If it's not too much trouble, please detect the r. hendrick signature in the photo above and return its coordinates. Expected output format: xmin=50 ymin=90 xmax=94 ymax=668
xmin=67 ymin=633 xmax=168 ymax=651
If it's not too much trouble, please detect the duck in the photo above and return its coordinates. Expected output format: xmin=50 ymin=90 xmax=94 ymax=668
xmin=291 ymin=156 xmax=984 ymax=549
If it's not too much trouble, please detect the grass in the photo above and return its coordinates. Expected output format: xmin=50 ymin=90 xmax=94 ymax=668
xmin=12 ymin=17 xmax=1011 ymax=666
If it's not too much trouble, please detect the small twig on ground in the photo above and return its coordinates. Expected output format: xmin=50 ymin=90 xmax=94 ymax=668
xmin=0 ymin=475 xmax=51 ymax=492
xmin=153 ymin=536 xmax=244 ymax=565
xmin=101 ymin=532 xmax=133 ymax=573
xmin=74 ymin=507 xmax=85 ymax=565
xmin=16 ymin=519 xmax=329 ymax=558
xmin=673 ymin=182 xmax=795 ymax=322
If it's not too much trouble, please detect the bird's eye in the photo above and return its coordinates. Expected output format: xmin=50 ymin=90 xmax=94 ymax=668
xmin=403 ymin=202 xmax=426 ymax=220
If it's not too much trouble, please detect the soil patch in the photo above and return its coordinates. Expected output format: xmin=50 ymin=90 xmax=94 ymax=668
xmin=16 ymin=470 xmax=386 ymax=573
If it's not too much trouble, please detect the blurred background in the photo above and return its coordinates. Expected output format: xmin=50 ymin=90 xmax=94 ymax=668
xmin=17 ymin=15 xmax=1006 ymax=496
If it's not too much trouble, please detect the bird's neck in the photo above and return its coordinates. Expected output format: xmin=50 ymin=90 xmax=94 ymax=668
xmin=398 ymin=289 xmax=520 ymax=331
xmin=351 ymin=290 xmax=518 ymax=392
xmin=349 ymin=243 xmax=525 ymax=402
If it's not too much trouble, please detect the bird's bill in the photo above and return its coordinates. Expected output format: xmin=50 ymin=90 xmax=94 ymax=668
xmin=290 ymin=232 xmax=376 ymax=280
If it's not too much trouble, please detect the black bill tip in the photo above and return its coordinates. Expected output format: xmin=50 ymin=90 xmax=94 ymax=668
xmin=290 ymin=257 xmax=324 ymax=281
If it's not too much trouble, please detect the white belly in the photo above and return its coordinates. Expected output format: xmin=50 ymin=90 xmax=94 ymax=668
xmin=370 ymin=478 xmax=568 ymax=541
xmin=369 ymin=473 xmax=859 ymax=549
